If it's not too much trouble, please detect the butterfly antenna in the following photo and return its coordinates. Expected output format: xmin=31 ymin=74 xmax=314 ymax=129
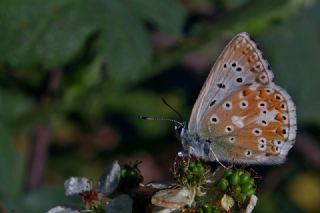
xmin=161 ymin=97 xmax=183 ymax=120
xmin=139 ymin=115 xmax=182 ymax=126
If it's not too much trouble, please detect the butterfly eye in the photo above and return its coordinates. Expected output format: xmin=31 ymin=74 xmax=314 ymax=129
xmin=239 ymin=100 xmax=248 ymax=109
xmin=223 ymin=101 xmax=232 ymax=110
xmin=258 ymin=101 xmax=267 ymax=109
xmin=174 ymin=124 xmax=183 ymax=138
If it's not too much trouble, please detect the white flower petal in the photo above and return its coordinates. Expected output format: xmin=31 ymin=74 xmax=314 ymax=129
xmin=105 ymin=194 xmax=133 ymax=213
xmin=246 ymin=195 xmax=258 ymax=213
xmin=47 ymin=206 xmax=80 ymax=213
xmin=152 ymin=187 xmax=195 ymax=209
xmin=98 ymin=161 xmax=121 ymax=196
xmin=64 ymin=177 xmax=92 ymax=196
xmin=221 ymin=194 xmax=234 ymax=211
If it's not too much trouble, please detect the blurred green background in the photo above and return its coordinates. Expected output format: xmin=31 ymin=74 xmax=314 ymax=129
xmin=0 ymin=0 xmax=320 ymax=212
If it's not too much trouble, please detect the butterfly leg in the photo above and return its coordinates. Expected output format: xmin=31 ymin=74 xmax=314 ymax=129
xmin=207 ymin=145 xmax=227 ymax=169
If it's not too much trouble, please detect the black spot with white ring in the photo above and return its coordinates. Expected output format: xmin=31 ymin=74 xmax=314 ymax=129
xmin=258 ymin=137 xmax=267 ymax=145
xmin=260 ymin=119 xmax=268 ymax=126
xmin=252 ymin=128 xmax=262 ymax=136
xmin=223 ymin=101 xmax=232 ymax=110
xmin=210 ymin=114 xmax=219 ymax=124
xmin=275 ymin=94 xmax=283 ymax=101
xmin=228 ymin=136 xmax=236 ymax=143
xmin=223 ymin=63 xmax=228 ymax=69
xmin=239 ymin=100 xmax=248 ymax=109
xmin=225 ymin=125 xmax=234 ymax=133
xmin=276 ymin=140 xmax=283 ymax=146
xmin=236 ymin=66 xmax=243 ymax=72
xmin=236 ymin=77 xmax=243 ymax=83
xmin=258 ymin=101 xmax=267 ymax=109
xmin=244 ymin=149 xmax=253 ymax=157
xmin=258 ymin=144 xmax=266 ymax=151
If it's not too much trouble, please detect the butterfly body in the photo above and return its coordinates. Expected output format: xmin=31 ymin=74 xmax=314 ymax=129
xmin=177 ymin=32 xmax=297 ymax=165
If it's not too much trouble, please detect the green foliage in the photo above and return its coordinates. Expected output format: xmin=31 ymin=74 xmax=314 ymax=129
xmin=0 ymin=0 xmax=318 ymax=212
xmin=0 ymin=0 xmax=185 ymax=82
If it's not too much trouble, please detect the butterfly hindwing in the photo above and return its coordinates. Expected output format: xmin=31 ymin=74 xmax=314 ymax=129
xmin=201 ymin=84 xmax=296 ymax=164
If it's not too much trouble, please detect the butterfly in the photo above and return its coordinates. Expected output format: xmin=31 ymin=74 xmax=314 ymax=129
xmin=174 ymin=32 xmax=297 ymax=165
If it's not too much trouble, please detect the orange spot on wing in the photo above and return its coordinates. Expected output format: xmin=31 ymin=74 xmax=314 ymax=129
xmin=273 ymin=102 xmax=282 ymax=110
xmin=258 ymin=88 xmax=268 ymax=99
xmin=271 ymin=93 xmax=282 ymax=102
xmin=243 ymin=88 xmax=252 ymax=97
xmin=275 ymin=113 xmax=283 ymax=122
xmin=276 ymin=127 xmax=283 ymax=136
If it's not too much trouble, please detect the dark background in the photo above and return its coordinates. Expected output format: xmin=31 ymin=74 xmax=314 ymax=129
xmin=0 ymin=0 xmax=319 ymax=212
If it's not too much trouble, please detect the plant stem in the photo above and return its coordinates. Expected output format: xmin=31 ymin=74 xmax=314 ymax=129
xmin=25 ymin=68 xmax=62 ymax=191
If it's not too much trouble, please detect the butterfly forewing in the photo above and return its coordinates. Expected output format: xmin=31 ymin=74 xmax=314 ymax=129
xmin=189 ymin=32 xmax=274 ymax=134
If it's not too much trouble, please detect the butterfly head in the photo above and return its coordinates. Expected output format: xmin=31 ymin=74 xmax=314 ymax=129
xmin=174 ymin=122 xmax=187 ymax=140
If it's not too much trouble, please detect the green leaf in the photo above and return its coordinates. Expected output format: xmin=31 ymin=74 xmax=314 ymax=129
xmin=129 ymin=0 xmax=186 ymax=36
xmin=95 ymin=0 xmax=152 ymax=82
xmin=0 ymin=0 xmax=95 ymax=69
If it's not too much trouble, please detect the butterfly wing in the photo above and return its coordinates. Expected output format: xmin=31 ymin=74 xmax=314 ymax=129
xmin=188 ymin=32 xmax=296 ymax=164
xmin=202 ymin=84 xmax=296 ymax=164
